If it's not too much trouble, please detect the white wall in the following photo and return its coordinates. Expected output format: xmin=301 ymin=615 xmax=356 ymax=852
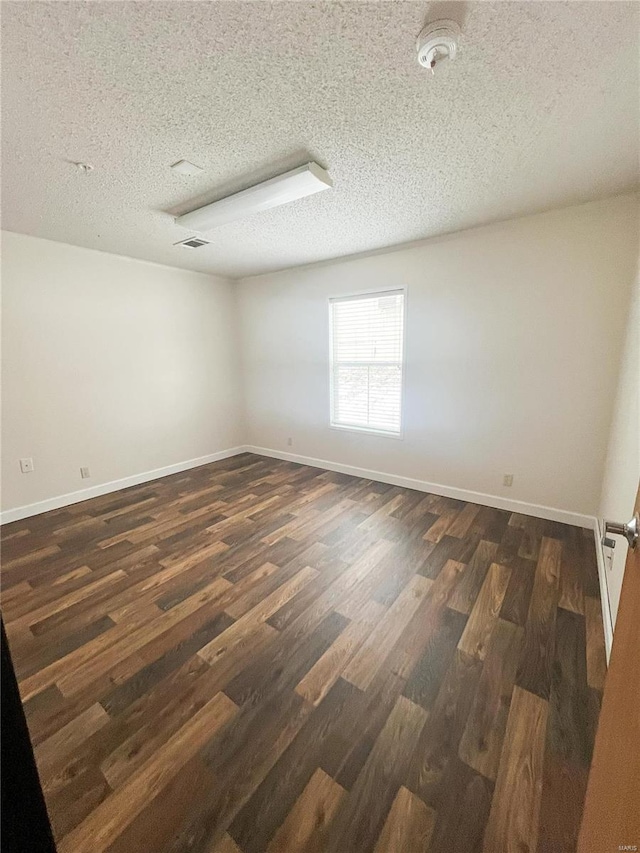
xmin=3 ymin=194 xmax=638 ymax=524
xmin=599 ymin=269 xmax=640 ymax=626
xmin=238 ymin=194 xmax=640 ymax=519
xmin=1 ymin=232 xmax=242 ymax=514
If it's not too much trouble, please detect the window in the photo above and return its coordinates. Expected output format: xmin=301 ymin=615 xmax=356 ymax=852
xmin=329 ymin=289 xmax=405 ymax=436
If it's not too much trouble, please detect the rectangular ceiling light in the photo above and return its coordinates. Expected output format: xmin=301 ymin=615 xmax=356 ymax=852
xmin=175 ymin=162 xmax=332 ymax=232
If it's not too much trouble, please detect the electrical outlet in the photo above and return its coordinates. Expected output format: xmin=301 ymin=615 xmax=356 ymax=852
xmin=80 ymin=466 xmax=91 ymax=479
xmin=19 ymin=457 xmax=34 ymax=474
xmin=287 ymin=437 xmax=293 ymax=447
xmin=503 ymin=473 xmax=514 ymax=487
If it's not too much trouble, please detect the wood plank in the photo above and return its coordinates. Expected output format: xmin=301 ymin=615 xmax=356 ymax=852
xmin=57 ymin=692 xmax=238 ymax=853
xmin=389 ymin=558 xmax=464 ymax=682
xmin=209 ymin=835 xmax=242 ymax=853
xmin=47 ymin=763 xmax=111 ymax=840
xmin=17 ymin=614 xmax=117 ymax=681
xmin=2 ymin=543 xmax=61 ymax=570
xmin=457 ymin=562 xmax=511 ymax=661
xmin=547 ymin=608 xmax=594 ymax=769
xmin=105 ymin=754 xmax=218 ymax=853
xmin=342 ymin=574 xmax=433 ymax=690
xmin=223 ymin=607 xmax=349 ymax=710
xmin=55 ymin=577 xmax=233 ymax=697
xmin=197 ymin=566 xmax=317 ymax=666
xmin=324 ymin=696 xmax=428 ymax=853
xmin=482 ymin=686 xmax=548 ymax=853
xmin=184 ymin=691 xmax=313 ymax=852
xmin=266 ymin=538 xmax=393 ymax=637
xmin=373 ymin=785 xmax=435 ymax=853
xmin=499 ymin=555 xmax=536 ymax=626
xmin=17 ymin=601 xmax=163 ymax=701
xmin=471 ymin=506 xmax=510 ymax=544
xmin=266 ymin=768 xmax=345 ymax=853
xmin=425 ymin=756 xmax=493 ymax=853
xmin=423 ymin=507 xmax=460 ymax=544
xmin=403 ymin=605 xmax=468 ymax=711
xmin=35 ymin=703 xmax=109 ymax=781
xmin=99 ymin=645 xmax=248 ymax=792
xmin=100 ymin=610 xmax=235 ymax=717
xmin=223 ymin=561 xmax=291 ymax=618
xmin=511 ymin=514 xmax=546 ymax=561
xmin=537 ymin=744 xmax=589 ymax=853
xmin=320 ymin=672 xmax=406 ymax=791
xmin=406 ymin=649 xmax=482 ymax=805
xmin=229 ymin=678 xmax=358 ymax=853
xmin=559 ymin=534 xmax=585 ymax=615
xmin=458 ymin=618 xmax=523 ymax=780
xmin=584 ymin=596 xmax=606 ymax=691
xmin=446 ymin=503 xmax=481 ymax=540
xmin=296 ymin=599 xmax=385 ymax=706
xmin=448 ymin=540 xmax=499 ymax=614
xmin=516 ymin=536 xmax=561 ymax=700
xmin=371 ymin=537 xmax=435 ymax=606
xmin=419 ymin=534 xmax=479 ymax=581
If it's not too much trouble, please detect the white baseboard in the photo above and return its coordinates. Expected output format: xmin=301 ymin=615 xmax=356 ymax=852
xmin=592 ymin=519 xmax=614 ymax=663
xmin=1 ymin=442 xmax=596 ymax=530
xmin=243 ymin=445 xmax=596 ymax=530
xmin=0 ymin=447 xmax=246 ymax=525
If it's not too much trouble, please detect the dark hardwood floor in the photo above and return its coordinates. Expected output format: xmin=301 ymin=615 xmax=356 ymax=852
xmin=1 ymin=453 xmax=606 ymax=852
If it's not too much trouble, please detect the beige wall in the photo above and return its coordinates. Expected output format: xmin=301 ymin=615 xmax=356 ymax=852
xmin=599 ymin=269 xmax=640 ymax=627
xmin=238 ymin=194 xmax=639 ymax=518
xmin=3 ymin=194 xmax=638 ymax=525
xmin=1 ymin=232 xmax=242 ymax=514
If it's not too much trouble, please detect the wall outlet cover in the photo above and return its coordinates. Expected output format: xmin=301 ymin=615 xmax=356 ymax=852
xmin=503 ymin=473 xmax=514 ymax=487
xmin=80 ymin=467 xmax=91 ymax=479
xmin=19 ymin=457 xmax=34 ymax=474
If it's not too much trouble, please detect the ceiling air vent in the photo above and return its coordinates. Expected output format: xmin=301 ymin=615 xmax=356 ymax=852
xmin=174 ymin=237 xmax=210 ymax=249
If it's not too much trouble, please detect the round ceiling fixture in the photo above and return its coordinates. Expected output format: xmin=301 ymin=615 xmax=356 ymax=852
xmin=417 ymin=20 xmax=461 ymax=73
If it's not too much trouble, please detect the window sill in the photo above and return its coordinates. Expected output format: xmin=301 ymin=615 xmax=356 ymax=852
xmin=329 ymin=423 xmax=404 ymax=440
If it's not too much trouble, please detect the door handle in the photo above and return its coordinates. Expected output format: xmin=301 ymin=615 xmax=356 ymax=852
xmin=604 ymin=513 xmax=639 ymax=550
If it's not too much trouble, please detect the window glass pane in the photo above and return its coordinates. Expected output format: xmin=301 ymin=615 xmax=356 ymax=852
xmin=334 ymin=365 xmax=369 ymax=427
xmin=368 ymin=364 xmax=402 ymax=432
xmin=330 ymin=291 xmax=404 ymax=435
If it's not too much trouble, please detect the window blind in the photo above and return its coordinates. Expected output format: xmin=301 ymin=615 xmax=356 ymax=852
xmin=329 ymin=290 xmax=405 ymax=435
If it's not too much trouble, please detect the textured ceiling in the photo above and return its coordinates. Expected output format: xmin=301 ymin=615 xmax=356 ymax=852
xmin=2 ymin=1 xmax=639 ymax=280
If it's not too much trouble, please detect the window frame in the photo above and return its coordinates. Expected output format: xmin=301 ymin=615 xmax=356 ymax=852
xmin=328 ymin=286 xmax=407 ymax=440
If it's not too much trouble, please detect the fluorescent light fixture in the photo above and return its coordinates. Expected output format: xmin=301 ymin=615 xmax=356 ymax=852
xmin=175 ymin=162 xmax=332 ymax=232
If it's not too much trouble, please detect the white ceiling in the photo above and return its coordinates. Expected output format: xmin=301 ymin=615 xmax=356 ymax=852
xmin=2 ymin=1 xmax=638 ymax=280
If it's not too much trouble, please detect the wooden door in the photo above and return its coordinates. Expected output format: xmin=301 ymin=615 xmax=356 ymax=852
xmin=578 ymin=484 xmax=640 ymax=852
